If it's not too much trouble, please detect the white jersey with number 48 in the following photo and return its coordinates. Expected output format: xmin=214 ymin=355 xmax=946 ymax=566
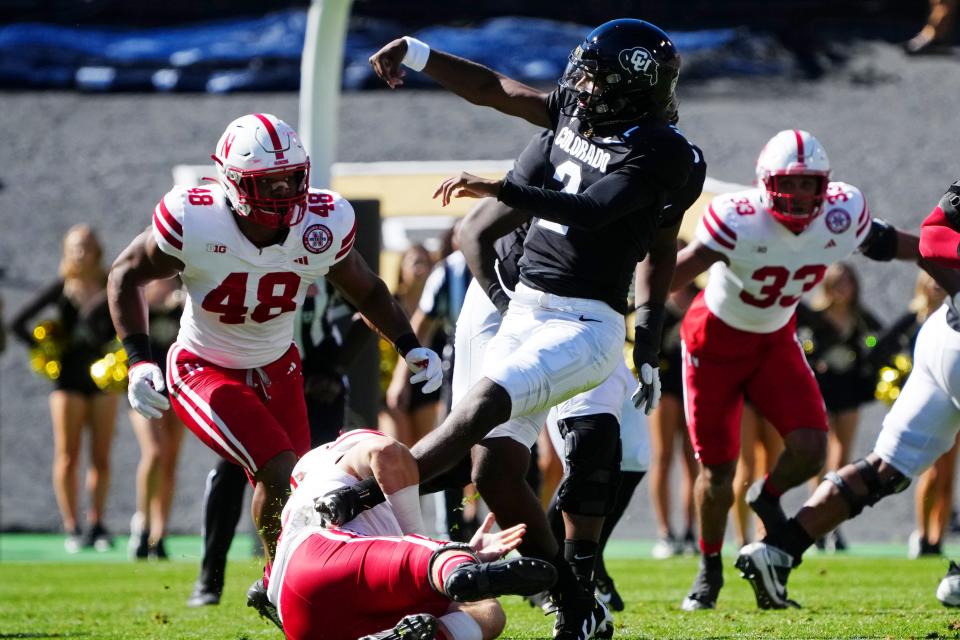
xmin=695 ymin=182 xmax=871 ymax=334
xmin=152 ymin=183 xmax=356 ymax=369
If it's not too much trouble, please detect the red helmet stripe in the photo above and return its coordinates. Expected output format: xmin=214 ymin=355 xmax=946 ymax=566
xmin=253 ymin=113 xmax=286 ymax=161
xmin=793 ymin=129 xmax=805 ymax=166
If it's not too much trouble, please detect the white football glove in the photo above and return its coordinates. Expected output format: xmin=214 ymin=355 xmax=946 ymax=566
xmin=631 ymin=362 xmax=662 ymax=416
xmin=127 ymin=362 xmax=170 ymax=419
xmin=404 ymin=347 xmax=442 ymax=394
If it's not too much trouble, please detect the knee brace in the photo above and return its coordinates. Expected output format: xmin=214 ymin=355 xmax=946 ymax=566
xmin=556 ymin=413 xmax=622 ymax=517
xmin=825 ymin=458 xmax=911 ymax=517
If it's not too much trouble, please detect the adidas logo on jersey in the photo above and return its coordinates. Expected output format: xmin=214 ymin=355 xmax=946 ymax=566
xmin=824 ymin=239 xmax=837 ymax=249
xmin=294 ymin=256 xmax=310 ymax=265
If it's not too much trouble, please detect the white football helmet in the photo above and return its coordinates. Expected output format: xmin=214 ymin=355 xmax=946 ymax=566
xmin=211 ymin=113 xmax=310 ymax=228
xmin=756 ymin=129 xmax=830 ymax=233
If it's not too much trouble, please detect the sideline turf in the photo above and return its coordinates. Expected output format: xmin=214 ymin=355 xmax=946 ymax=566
xmin=1 ymin=552 xmax=958 ymax=639
xmin=2 ymin=534 xmax=953 ymax=563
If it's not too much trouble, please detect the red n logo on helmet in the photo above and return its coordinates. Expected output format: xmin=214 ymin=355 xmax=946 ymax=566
xmin=222 ymin=133 xmax=236 ymax=159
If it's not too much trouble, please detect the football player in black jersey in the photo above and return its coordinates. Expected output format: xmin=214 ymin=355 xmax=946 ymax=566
xmin=322 ymin=19 xmax=705 ymax=639
xmin=458 ymin=126 xmax=704 ymax=617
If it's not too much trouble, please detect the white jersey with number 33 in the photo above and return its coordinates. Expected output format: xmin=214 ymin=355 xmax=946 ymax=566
xmin=695 ymin=182 xmax=871 ymax=334
xmin=152 ymin=183 xmax=356 ymax=369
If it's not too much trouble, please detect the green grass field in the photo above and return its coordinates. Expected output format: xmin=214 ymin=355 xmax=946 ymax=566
xmin=1 ymin=536 xmax=959 ymax=639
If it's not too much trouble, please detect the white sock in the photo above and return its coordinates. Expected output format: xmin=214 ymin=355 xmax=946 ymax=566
xmin=438 ymin=611 xmax=483 ymax=640
xmin=385 ymin=485 xmax=425 ymax=535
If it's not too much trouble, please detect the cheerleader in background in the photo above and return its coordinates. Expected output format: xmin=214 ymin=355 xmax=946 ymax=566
xmin=127 ymin=278 xmax=186 ymax=560
xmin=10 ymin=224 xmax=118 ymax=553
xmin=795 ymin=262 xmax=882 ymax=551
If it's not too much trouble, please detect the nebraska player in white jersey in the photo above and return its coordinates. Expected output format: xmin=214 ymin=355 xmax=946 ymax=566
xmin=734 ymin=178 xmax=960 ymax=611
xmin=669 ymin=129 xmax=922 ymax=611
xmin=107 ymin=114 xmax=442 ymax=608
xmin=268 ymin=429 xmax=556 ymax=640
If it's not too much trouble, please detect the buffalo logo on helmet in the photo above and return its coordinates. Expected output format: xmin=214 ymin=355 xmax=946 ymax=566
xmin=618 ymin=47 xmax=658 ymax=85
xmin=825 ymin=208 xmax=851 ymax=234
xmin=303 ymin=224 xmax=333 ymax=254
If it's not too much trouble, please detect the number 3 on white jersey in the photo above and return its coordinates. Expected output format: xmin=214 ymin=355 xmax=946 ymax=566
xmin=537 ymin=160 xmax=581 ymax=236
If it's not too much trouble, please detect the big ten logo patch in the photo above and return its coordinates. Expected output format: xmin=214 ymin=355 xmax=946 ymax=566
xmin=206 ymin=243 xmax=227 ymax=253
xmin=618 ymin=47 xmax=658 ymax=86
xmin=303 ymin=224 xmax=333 ymax=254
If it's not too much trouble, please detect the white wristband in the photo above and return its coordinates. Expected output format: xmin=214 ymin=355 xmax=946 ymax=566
xmin=401 ymin=36 xmax=430 ymax=72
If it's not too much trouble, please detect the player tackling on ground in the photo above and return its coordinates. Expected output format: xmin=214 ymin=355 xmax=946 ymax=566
xmin=736 ymin=177 xmax=960 ymax=609
xmin=669 ymin=129 xmax=923 ymax=610
xmin=268 ymin=428 xmax=557 ymax=640
xmin=107 ymin=113 xmax=442 ymax=622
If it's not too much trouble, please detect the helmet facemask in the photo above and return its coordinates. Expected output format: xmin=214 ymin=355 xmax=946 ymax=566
xmin=214 ymin=158 xmax=310 ymax=229
xmin=763 ymin=172 xmax=828 ymax=234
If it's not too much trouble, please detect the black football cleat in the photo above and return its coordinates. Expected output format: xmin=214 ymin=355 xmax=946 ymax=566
xmin=246 ymin=578 xmax=282 ymax=631
xmin=553 ymin=596 xmax=613 ymax=640
xmin=595 ymin=576 xmax=625 ymax=612
xmin=681 ymin=558 xmax=724 ymax=611
xmin=444 ymin=557 xmax=558 ymax=602
xmin=360 ymin=613 xmax=438 ymax=640
xmin=746 ymin=479 xmax=788 ymax=534
xmin=186 ymin=580 xmax=222 ymax=607
xmin=735 ymin=542 xmax=801 ymax=610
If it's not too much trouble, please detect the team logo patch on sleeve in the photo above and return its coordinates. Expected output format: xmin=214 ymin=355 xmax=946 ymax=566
xmin=303 ymin=224 xmax=333 ymax=254
xmin=618 ymin=47 xmax=658 ymax=85
xmin=825 ymin=208 xmax=851 ymax=234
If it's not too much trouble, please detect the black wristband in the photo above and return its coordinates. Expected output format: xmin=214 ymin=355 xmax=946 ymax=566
xmin=121 ymin=333 xmax=153 ymax=366
xmin=393 ymin=332 xmax=420 ymax=358
xmin=633 ymin=302 xmax=666 ymax=368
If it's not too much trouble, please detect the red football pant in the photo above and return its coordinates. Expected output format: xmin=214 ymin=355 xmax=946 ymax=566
xmin=166 ymin=342 xmax=310 ymax=479
xmin=279 ymin=529 xmax=452 ymax=640
xmin=680 ymin=293 xmax=828 ymax=466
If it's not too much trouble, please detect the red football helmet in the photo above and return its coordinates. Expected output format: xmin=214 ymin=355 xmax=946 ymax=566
xmin=211 ymin=113 xmax=310 ymax=229
xmin=756 ymin=129 xmax=831 ymax=233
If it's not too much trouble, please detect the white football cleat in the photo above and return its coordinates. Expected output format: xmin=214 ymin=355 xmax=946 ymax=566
xmin=937 ymin=561 xmax=960 ymax=607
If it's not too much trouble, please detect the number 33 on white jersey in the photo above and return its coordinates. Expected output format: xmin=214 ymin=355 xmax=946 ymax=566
xmin=152 ymin=183 xmax=356 ymax=369
xmin=696 ymin=182 xmax=871 ymax=334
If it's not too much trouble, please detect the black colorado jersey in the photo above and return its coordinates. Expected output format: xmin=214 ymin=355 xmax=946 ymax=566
xmin=498 ymin=89 xmax=706 ymax=313
xmin=493 ymin=129 xmax=554 ymax=292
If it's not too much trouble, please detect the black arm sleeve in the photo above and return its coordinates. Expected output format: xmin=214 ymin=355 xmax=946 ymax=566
xmin=498 ymin=165 xmax=659 ymax=230
xmin=9 ymin=280 xmax=64 ymax=345
xmin=859 ymin=218 xmax=899 ymax=262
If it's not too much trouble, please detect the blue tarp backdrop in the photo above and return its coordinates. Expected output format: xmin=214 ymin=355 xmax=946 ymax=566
xmin=0 ymin=10 xmax=788 ymax=92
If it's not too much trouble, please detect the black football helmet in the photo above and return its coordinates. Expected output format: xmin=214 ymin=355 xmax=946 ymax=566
xmin=560 ymin=18 xmax=681 ymax=132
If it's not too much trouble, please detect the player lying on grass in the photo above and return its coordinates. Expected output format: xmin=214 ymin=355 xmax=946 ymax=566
xmin=257 ymin=428 xmax=557 ymax=639
xmin=736 ymin=177 xmax=960 ymax=610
